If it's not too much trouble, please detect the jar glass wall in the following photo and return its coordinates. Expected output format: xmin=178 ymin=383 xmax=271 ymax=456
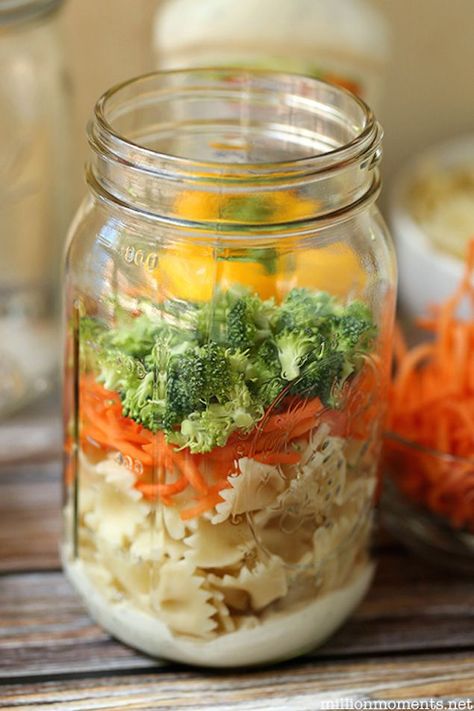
xmin=63 ymin=69 xmax=396 ymax=667
xmin=0 ymin=0 xmax=71 ymax=416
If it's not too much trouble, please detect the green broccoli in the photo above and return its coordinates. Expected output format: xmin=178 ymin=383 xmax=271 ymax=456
xmin=226 ymin=294 xmax=274 ymax=351
xmin=168 ymin=383 xmax=263 ymax=453
xmin=250 ymin=340 xmax=285 ymax=407
xmin=108 ymin=313 xmax=159 ymax=358
xmin=276 ymin=288 xmax=338 ymax=332
xmin=275 ymin=327 xmax=323 ymax=381
xmin=165 ymin=342 xmax=240 ymax=428
xmin=336 ymin=301 xmax=377 ymax=353
xmin=290 ymin=350 xmax=347 ymax=407
xmin=78 ymin=287 xmax=377 ymax=454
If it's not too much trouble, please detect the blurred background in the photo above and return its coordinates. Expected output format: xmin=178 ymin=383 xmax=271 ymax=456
xmin=61 ymin=0 xmax=474 ymax=197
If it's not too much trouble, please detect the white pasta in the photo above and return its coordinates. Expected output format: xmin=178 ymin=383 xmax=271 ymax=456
xmin=162 ymin=505 xmax=189 ymax=541
xmin=209 ymin=554 xmax=288 ymax=610
xmin=151 ymin=560 xmax=217 ymax=637
xmin=95 ymin=457 xmax=143 ymax=501
xmin=211 ymin=458 xmax=287 ymax=524
xmin=84 ymin=481 xmax=150 ymax=548
xmin=73 ymin=430 xmax=375 ymax=641
xmin=97 ymin=539 xmax=152 ymax=602
xmin=184 ymin=518 xmax=256 ymax=568
xmin=211 ymin=589 xmax=236 ymax=634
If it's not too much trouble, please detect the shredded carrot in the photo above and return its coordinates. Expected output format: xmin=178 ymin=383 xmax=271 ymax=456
xmin=172 ymin=451 xmax=209 ymax=495
xmin=387 ymin=238 xmax=474 ymax=531
xmin=253 ymin=450 xmax=302 ymax=465
xmin=136 ymin=476 xmax=188 ymax=500
xmin=78 ymin=357 xmax=376 ymax=520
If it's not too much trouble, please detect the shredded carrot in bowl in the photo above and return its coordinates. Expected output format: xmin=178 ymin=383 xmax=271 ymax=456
xmin=386 ymin=238 xmax=474 ymax=531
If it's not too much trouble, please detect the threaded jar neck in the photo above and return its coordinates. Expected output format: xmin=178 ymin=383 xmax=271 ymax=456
xmin=88 ymin=68 xmax=383 ymax=231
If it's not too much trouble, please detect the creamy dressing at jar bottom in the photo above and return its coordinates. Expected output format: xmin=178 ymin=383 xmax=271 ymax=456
xmin=64 ymin=554 xmax=373 ymax=667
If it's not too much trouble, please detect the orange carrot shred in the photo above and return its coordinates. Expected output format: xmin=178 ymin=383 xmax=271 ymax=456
xmin=387 ymin=238 xmax=474 ymax=531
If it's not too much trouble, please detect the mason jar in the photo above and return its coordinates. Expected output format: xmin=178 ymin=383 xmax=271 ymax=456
xmin=153 ymin=0 xmax=390 ymax=110
xmin=0 ymin=0 xmax=71 ymax=416
xmin=63 ymin=69 xmax=396 ymax=667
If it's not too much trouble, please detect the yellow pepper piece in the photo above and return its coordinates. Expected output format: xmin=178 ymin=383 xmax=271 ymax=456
xmin=279 ymin=247 xmax=367 ymax=297
xmin=175 ymin=190 xmax=315 ymax=224
xmin=157 ymin=246 xmax=280 ymax=301
xmin=158 ymin=245 xmax=217 ymax=302
xmin=219 ymin=260 xmax=279 ymax=300
xmin=156 ymin=189 xmax=322 ymax=302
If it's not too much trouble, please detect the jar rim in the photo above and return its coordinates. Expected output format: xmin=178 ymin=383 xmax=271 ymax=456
xmin=0 ymin=0 xmax=63 ymax=24
xmin=89 ymin=68 xmax=383 ymax=227
xmin=92 ymin=67 xmax=380 ymax=181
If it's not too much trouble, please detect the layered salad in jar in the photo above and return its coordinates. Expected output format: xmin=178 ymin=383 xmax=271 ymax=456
xmin=64 ymin=198 xmax=382 ymax=666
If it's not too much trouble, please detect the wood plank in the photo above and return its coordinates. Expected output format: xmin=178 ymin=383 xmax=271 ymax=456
xmin=1 ymin=552 xmax=473 ymax=680
xmin=0 ymin=464 xmax=61 ymax=573
xmin=0 ymin=395 xmax=61 ymax=467
xmin=0 ymin=652 xmax=473 ymax=709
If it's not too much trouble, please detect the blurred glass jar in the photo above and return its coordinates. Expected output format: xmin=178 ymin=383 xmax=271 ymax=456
xmin=383 ymin=430 xmax=474 ymax=575
xmin=153 ymin=0 xmax=390 ymax=110
xmin=0 ymin=0 xmax=71 ymax=416
xmin=62 ymin=69 xmax=396 ymax=666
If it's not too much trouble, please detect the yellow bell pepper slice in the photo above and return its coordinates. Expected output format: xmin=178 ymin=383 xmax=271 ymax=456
xmin=279 ymin=247 xmax=367 ymax=297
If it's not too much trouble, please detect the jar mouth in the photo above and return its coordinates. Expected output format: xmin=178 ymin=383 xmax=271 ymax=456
xmin=92 ymin=68 xmax=378 ymax=179
xmin=89 ymin=68 xmax=383 ymax=225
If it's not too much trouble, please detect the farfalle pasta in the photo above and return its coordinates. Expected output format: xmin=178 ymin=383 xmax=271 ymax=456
xmin=65 ymin=413 xmax=378 ymax=658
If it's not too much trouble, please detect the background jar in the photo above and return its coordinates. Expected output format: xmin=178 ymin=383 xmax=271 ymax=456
xmin=63 ymin=69 xmax=396 ymax=667
xmin=0 ymin=0 xmax=71 ymax=416
xmin=153 ymin=0 xmax=390 ymax=111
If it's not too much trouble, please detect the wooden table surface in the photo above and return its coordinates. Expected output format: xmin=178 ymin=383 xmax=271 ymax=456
xmin=0 ymin=406 xmax=473 ymax=710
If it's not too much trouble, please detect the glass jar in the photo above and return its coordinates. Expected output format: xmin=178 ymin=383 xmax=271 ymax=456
xmin=383 ymin=436 xmax=474 ymax=575
xmin=0 ymin=0 xmax=71 ymax=416
xmin=153 ymin=0 xmax=390 ymax=110
xmin=62 ymin=69 xmax=396 ymax=667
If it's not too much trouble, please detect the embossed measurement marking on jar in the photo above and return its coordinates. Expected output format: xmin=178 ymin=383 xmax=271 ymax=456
xmin=114 ymin=451 xmax=144 ymax=476
xmin=122 ymin=245 xmax=159 ymax=271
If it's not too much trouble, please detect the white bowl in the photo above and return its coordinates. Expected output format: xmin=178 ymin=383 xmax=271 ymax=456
xmin=388 ymin=134 xmax=474 ymax=319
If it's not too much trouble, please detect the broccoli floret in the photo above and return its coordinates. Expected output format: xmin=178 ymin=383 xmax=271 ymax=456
xmin=79 ymin=317 xmax=107 ymax=371
xmin=197 ymin=288 xmax=277 ymax=348
xmin=287 ymin=302 xmax=376 ymax=407
xmin=336 ymin=301 xmax=377 ymax=352
xmin=121 ymin=370 xmax=156 ymax=423
xmin=79 ymin=316 xmax=105 ymax=344
xmin=97 ymin=350 xmax=146 ymax=395
xmin=290 ymin=350 xmax=347 ymax=406
xmin=276 ymin=288 xmax=338 ymax=332
xmin=168 ymin=384 xmax=263 ymax=453
xmin=196 ymin=288 xmax=237 ymax=343
xmin=106 ymin=323 xmax=196 ymax=431
xmin=165 ymin=342 xmax=238 ymax=428
xmin=227 ymin=294 xmax=274 ymax=350
xmin=275 ymin=327 xmax=323 ymax=381
xmin=250 ymin=340 xmax=285 ymax=407
xmin=108 ymin=313 xmax=159 ymax=358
